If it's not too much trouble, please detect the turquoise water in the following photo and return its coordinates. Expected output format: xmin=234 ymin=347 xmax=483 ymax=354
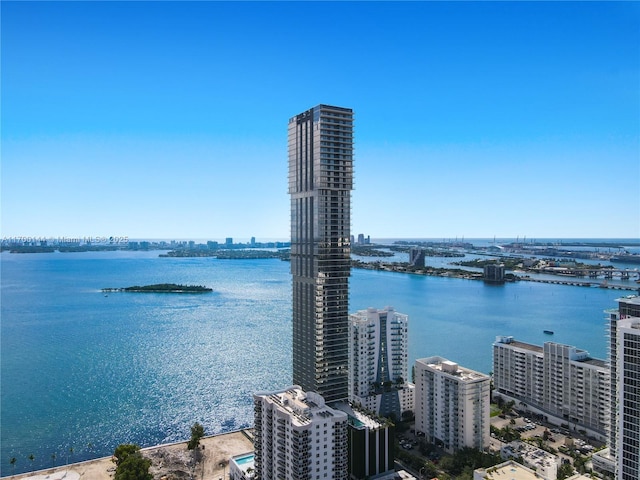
xmin=234 ymin=454 xmax=254 ymax=465
xmin=0 ymin=251 xmax=625 ymax=475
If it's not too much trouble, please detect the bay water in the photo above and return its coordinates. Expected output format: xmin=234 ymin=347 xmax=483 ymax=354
xmin=0 ymin=250 xmax=628 ymax=475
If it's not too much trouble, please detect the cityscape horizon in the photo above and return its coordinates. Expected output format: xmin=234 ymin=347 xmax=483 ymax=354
xmin=2 ymin=1 xmax=639 ymax=477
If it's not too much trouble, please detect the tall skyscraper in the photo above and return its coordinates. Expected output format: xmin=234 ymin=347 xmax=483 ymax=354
xmin=288 ymin=104 xmax=354 ymax=403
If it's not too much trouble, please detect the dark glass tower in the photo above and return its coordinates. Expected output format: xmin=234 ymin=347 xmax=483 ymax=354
xmin=288 ymin=104 xmax=354 ymax=403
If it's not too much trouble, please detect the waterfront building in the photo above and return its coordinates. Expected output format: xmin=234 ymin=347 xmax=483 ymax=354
xmin=348 ymin=307 xmax=414 ymax=419
xmin=253 ymin=386 xmax=349 ymax=480
xmin=483 ymin=264 xmax=505 ymax=283
xmin=615 ymin=315 xmax=640 ymax=480
xmin=601 ymin=295 xmax=640 ymax=480
xmin=408 ymin=248 xmax=425 ymax=268
xmin=414 ymin=356 xmax=490 ymax=453
xmin=288 ymin=104 xmax=354 ymax=403
xmin=492 ymin=336 xmax=609 ymax=440
xmin=592 ymin=295 xmax=640 ymax=477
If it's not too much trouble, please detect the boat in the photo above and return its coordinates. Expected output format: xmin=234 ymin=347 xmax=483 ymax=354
xmin=543 ymin=330 xmax=554 ymax=335
xmin=610 ymin=253 xmax=640 ymax=265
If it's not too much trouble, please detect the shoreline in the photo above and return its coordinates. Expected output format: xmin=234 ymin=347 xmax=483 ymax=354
xmin=3 ymin=430 xmax=254 ymax=480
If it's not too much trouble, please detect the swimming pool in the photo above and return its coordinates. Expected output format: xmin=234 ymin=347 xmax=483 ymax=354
xmin=235 ymin=454 xmax=254 ymax=466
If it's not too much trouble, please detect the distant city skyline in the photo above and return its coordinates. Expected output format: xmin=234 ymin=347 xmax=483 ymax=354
xmin=2 ymin=1 xmax=639 ymax=239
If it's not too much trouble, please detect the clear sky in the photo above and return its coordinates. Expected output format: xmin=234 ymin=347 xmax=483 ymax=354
xmin=2 ymin=1 xmax=639 ymax=241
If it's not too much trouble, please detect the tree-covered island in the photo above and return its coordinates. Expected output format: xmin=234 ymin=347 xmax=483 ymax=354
xmin=102 ymin=283 xmax=213 ymax=293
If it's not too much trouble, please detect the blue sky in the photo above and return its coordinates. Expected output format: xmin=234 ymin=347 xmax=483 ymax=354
xmin=2 ymin=1 xmax=639 ymax=241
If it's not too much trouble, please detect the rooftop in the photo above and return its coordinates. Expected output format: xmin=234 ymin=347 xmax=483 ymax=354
xmin=509 ymin=340 xmax=544 ymax=353
xmin=474 ymin=460 xmax=539 ymax=480
xmin=581 ymin=358 xmax=607 ymax=368
xmin=494 ymin=336 xmax=543 ymax=353
xmin=417 ymin=356 xmax=490 ymax=382
xmin=256 ymin=386 xmax=347 ymax=427
xmin=331 ymin=401 xmax=385 ymax=430
xmin=617 ymin=294 xmax=640 ymax=306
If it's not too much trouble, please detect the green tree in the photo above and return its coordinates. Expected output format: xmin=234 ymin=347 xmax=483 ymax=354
xmin=9 ymin=457 xmax=16 ymax=475
xmin=187 ymin=422 xmax=205 ymax=451
xmin=114 ymin=454 xmax=152 ymax=480
xmin=421 ymin=460 xmax=438 ymax=479
xmin=113 ymin=444 xmax=152 ymax=480
xmin=113 ymin=444 xmax=142 ymax=466
xmin=29 ymin=454 xmax=35 ymax=471
xmin=557 ymin=462 xmax=575 ymax=480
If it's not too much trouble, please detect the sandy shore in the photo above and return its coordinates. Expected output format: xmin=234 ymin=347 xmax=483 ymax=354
xmin=5 ymin=430 xmax=254 ymax=480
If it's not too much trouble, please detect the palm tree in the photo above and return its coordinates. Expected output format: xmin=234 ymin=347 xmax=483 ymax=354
xmin=51 ymin=453 xmax=56 ymax=468
xmin=10 ymin=457 xmax=17 ymax=475
xmin=29 ymin=454 xmax=35 ymax=471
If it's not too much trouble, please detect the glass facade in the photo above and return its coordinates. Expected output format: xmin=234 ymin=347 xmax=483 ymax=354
xmin=289 ymin=105 xmax=354 ymax=403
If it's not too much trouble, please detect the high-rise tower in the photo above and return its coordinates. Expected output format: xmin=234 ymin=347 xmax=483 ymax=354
xmin=288 ymin=104 xmax=354 ymax=403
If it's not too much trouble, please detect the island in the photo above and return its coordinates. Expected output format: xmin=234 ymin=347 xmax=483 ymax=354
xmin=102 ymin=283 xmax=213 ymax=293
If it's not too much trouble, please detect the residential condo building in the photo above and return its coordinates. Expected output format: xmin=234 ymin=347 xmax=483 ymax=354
xmin=348 ymin=307 xmax=414 ymax=419
xmin=592 ymin=295 xmax=640 ymax=479
xmin=253 ymin=386 xmax=349 ymax=480
xmin=615 ymin=314 xmax=640 ymax=480
xmin=493 ymin=336 xmax=609 ymax=439
xmin=415 ymin=356 xmax=491 ymax=453
xmin=288 ymin=104 xmax=354 ymax=403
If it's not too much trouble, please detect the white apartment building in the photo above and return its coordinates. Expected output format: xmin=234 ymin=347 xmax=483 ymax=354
xmin=415 ymin=356 xmax=490 ymax=453
xmin=615 ymin=315 xmax=640 ymax=480
xmin=253 ymin=386 xmax=348 ymax=480
xmin=348 ymin=307 xmax=414 ymax=419
xmin=593 ymin=294 xmax=640 ymax=478
xmin=493 ymin=336 xmax=609 ymax=439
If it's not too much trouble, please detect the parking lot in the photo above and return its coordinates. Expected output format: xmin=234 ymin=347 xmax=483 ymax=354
xmin=489 ymin=411 xmax=603 ymax=466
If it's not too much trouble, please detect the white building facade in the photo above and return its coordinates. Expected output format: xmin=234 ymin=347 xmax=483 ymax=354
xmin=253 ymin=386 xmax=348 ymax=480
xmin=348 ymin=307 xmax=414 ymax=419
xmin=493 ymin=336 xmax=609 ymax=439
xmin=415 ymin=356 xmax=490 ymax=453
xmin=616 ymin=316 xmax=640 ymax=480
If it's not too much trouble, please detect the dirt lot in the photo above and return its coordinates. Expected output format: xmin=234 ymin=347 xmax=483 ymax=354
xmin=6 ymin=430 xmax=254 ymax=480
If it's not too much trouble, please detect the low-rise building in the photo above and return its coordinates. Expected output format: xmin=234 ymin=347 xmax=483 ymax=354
xmin=500 ymin=441 xmax=559 ymax=480
xmin=229 ymin=452 xmax=255 ymax=480
xmin=474 ymin=460 xmax=543 ymax=480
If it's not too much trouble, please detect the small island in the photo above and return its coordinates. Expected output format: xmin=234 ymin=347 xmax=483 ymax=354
xmin=102 ymin=283 xmax=213 ymax=293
